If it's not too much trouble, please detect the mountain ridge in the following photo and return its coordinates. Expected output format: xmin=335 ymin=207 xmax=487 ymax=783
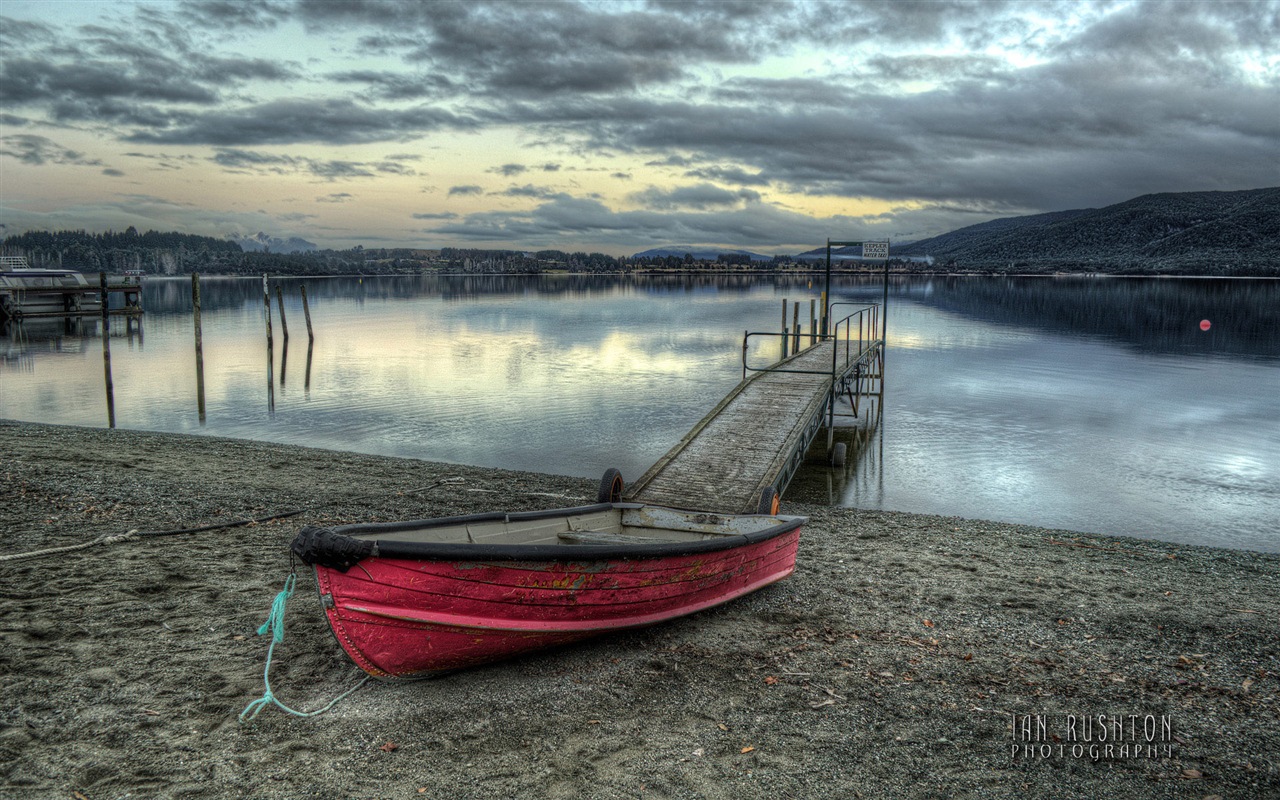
xmin=226 ymin=231 xmax=318 ymax=254
xmin=894 ymin=188 xmax=1279 ymax=275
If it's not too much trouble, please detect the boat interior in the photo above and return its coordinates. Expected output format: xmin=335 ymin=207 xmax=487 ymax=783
xmin=348 ymin=505 xmax=797 ymax=547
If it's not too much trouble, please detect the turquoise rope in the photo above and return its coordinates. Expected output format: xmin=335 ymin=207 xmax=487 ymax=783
xmin=239 ymin=572 xmax=371 ymax=722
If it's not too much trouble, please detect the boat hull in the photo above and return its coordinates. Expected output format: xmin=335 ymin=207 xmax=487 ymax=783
xmin=305 ymin=509 xmax=801 ymax=678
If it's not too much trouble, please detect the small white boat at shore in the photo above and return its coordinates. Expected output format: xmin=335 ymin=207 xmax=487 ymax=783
xmin=0 ymin=256 xmax=143 ymax=322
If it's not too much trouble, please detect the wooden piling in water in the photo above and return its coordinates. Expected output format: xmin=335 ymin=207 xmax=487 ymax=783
xmin=792 ymin=301 xmax=801 ymax=353
xmin=262 ymin=274 xmax=273 ymax=347
xmin=192 ymin=273 xmax=206 ymax=423
xmin=809 ymin=299 xmax=816 ymax=345
xmin=304 ymin=339 xmax=313 ymax=395
xmin=300 ymin=284 xmax=314 ymax=342
xmin=275 ymin=284 xmax=289 ymax=341
xmin=781 ymin=298 xmax=789 ymax=358
xmin=99 ymin=272 xmax=115 ymax=428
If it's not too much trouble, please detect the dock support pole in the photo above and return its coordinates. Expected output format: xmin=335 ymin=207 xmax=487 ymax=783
xmin=820 ymin=291 xmax=828 ymax=339
xmin=300 ymin=284 xmax=314 ymax=342
xmin=809 ymin=299 xmax=816 ymax=345
xmin=275 ymin=285 xmax=289 ymax=342
xmin=192 ymin=273 xmax=206 ymax=423
xmin=100 ymin=271 xmax=115 ymax=428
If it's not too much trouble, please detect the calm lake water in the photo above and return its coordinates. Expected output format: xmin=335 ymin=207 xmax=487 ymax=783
xmin=2 ymin=274 xmax=1277 ymax=552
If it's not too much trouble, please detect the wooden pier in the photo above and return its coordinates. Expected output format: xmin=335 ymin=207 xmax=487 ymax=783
xmin=625 ymin=305 xmax=883 ymax=515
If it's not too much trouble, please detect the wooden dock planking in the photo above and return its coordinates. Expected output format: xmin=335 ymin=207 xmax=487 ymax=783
xmin=626 ymin=340 xmax=875 ymax=514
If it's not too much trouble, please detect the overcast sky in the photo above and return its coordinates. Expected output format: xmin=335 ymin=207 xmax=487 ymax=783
xmin=2 ymin=0 xmax=1277 ymax=255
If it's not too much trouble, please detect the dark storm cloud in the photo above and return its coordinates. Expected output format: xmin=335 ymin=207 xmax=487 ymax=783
xmin=179 ymin=0 xmax=292 ymax=29
xmin=498 ymin=185 xmax=560 ymax=199
xmin=0 ymin=135 xmax=103 ymax=166
xmin=709 ymin=77 xmax=861 ymax=108
xmin=863 ymin=54 xmax=1008 ymax=85
xmin=1 ymin=56 xmax=218 ymax=106
xmin=290 ymin=0 xmax=774 ymax=99
xmin=127 ymin=99 xmax=473 ymax=146
xmin=684 ymin=166 xmax=770 ymax=187
xmin=310 ymin=161 xmax=376 ymax=180
xmin=211 ymin=148 xmax=418 ymax=180
xmin=374 ymin=160 xmax=418 ymax=176
xmin=543 ymin=32 xmax=1279 ymax=212
xmin=3 ymin=0 xmax=1277 ymax=246
xmin=0 ymin=9 xmax=301 ymax=138
xmin=630 ymin=184 xmax=762 ymax=210
xmin=433 ymin=193 xmax=846 ymax=249
xmin=328 ymin=70 xmax=457 ymax=101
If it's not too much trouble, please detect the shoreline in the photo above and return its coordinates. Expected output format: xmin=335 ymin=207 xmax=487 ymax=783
xmin=2 ymin=420 xmax=1277 ymax=798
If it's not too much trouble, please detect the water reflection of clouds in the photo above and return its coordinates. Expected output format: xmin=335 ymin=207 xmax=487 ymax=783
xmin=5 ymin=275 xmax=1276 ymax=552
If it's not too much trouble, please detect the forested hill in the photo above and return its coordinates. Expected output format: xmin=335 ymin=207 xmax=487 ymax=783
xmin=895 ymin=188 xmax=1280 ymax=276
xmin=2 ymin=228 xmax=244 ymax=273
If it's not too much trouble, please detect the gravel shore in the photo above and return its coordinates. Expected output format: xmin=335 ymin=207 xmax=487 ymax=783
xmin=1 ymin=420 xmax=1277 ymax=799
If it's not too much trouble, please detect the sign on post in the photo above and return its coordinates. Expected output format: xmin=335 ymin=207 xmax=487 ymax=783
xmin=861 ymin=241 xmax=889 ymax=259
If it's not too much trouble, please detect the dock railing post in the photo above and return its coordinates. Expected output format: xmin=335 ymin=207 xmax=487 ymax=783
xmin=192 ymin=273 xmax=206 ymax=423
xmin=792 ymin=301 xmax=800 ymax=353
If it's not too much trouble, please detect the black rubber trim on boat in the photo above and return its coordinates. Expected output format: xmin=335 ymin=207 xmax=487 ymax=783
xmin=289 ymin=502 xmax=807 ymax=565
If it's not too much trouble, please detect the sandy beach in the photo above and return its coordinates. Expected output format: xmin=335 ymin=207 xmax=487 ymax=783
xmin=1 ymin=420 xmax=1276 ymax=799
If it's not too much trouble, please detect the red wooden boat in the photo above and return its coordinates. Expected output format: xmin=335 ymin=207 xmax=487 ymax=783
xmin=289 ymin=502 xmax=804 ymax=678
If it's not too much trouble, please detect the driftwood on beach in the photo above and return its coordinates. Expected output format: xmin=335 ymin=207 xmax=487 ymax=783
xmin=1 ymin=421 xmax=1276 ymax=799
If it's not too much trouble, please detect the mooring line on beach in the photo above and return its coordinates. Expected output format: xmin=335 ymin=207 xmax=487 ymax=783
xmin=239 ymin=571 xmax=372 ymax=723
xmin=0 ymin=529 xmax=141 ymax=562
xmin=1 ymin=477 xmax=468 ymax=564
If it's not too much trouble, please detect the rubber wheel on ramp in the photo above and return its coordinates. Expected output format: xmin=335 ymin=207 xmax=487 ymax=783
xmin=597 ymin=468 xmax=624 ymax=503
xmin=832 ymin=442 xmax=847 ymax=467
xmin=757 ymin=487 xmax=780 ymax=515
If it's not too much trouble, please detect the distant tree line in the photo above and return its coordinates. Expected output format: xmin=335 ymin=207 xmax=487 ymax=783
xmin=0 ymin=230 xmax=817 ymax=276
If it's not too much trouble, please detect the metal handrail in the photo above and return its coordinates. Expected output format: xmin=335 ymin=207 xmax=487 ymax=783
xmin=742 ymin=303 xmax=880 ymax=379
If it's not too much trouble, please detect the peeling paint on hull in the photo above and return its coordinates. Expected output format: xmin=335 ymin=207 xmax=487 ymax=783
xmin=312 ymin=522 xmax=801 ymax=678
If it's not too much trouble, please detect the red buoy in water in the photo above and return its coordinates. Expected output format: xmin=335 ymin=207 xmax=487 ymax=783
xmin=1200 ymin=319 xmax=1211 ymax=331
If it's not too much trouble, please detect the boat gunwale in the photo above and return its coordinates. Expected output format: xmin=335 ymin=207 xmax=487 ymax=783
xmin=305 ymin=502 xmax=806 ymax=564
